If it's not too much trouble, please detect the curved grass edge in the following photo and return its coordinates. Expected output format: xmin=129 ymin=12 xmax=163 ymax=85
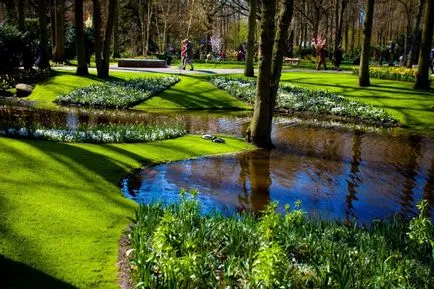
xmin=0 ymin=134 xmax=254 ymax=289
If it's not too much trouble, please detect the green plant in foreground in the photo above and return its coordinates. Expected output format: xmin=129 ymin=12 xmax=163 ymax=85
xmin=129 ymin=193 xmax=433 ymax=289
xmin=408 ymin=200 xmax=434 ymax=260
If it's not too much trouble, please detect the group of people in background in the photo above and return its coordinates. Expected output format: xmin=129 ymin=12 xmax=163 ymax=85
xmin=180 ymin=38 xmax=194 ymax=71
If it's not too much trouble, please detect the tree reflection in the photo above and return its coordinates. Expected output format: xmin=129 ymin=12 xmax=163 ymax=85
xmin=345 ymin=130 xmax=363 ymax=221
xmin=238 ymin=150 xmax=272 ymax=212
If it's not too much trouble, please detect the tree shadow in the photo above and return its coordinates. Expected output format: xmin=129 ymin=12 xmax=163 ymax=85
xmin=0 ymin=255 xmax=77 ymax=289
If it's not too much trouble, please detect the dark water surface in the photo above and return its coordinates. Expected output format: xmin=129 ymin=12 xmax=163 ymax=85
xmin=2 ymin=105 xmax=433 ymax=223
xmin=123 ymin=123 xmax=434 ymax=223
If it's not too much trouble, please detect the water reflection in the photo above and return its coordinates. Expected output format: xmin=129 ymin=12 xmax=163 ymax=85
xmin=123 ymin=125 xmax=434 ymax=223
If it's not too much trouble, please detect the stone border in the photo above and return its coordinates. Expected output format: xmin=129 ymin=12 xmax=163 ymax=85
xmin=118 ymin=59 xmax=167 ymax=68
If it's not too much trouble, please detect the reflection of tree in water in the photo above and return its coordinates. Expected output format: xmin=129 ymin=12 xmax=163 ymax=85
xmin=345 ymin=130 xmax=363 ymax=221
xmin=238 ymin=150 xmax=272 ymax=212
xmin=422 ymin=158 xmax=434 ymax=217
xmin=399 ymin=135 xmax=422 ymax=217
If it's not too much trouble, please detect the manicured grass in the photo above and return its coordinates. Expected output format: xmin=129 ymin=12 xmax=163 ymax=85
xmin=27 ymin=70 xmax=250 ymax=111
xmin=278 ymin=72 xmax=434 ymax=130
xmin=0 ymin=135 xmax=253 ymax=289
xmin=134 ymin=74 xmax=251 ymax=110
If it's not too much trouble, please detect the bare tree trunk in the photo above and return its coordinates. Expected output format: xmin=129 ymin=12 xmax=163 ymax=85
xmin=37 ymin=0 xmax=50 ymax=69
xmin=145 ymin=0 xmax=153 ymax=54
xmin=93 ymin=0 xmax=116 ymax=78
xmin=359 ymin=0 xmax=375 ymax=87
xmin=53 ymin=0 xmax=65 ymax=63
xmin=408 ymin=0 xmax=426 ymax=67
xmin=414 ymin=0 xmax=433 ymax=89
xmin=248 ymin=0 xmax=276 ymax=148
xmin=17 ymin=0 xmax=25 ymax=30
xmin=249 ymin=0 xmax=293 ymax=149
xmin=245 ymin=0 xmax=256 ymax=77
xmin=75 ymin=0 xmax=88 ymax=75
xmin=112 ymin=0 xmax=120 ymax=58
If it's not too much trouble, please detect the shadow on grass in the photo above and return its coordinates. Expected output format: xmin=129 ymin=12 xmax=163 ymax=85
xmin=0 ymin=255 xmax=77 ymax=289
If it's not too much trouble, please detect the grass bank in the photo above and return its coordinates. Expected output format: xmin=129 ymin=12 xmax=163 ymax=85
xmin=0 ymin=135 xmax=253 ymax=289
xmin=278 ymin=72 xmax=433 ymax=130
xmin=27 ymin=70 xmax=250 ymax=111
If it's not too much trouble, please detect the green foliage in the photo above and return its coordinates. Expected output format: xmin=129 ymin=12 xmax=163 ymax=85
xmin=55 ymin=76 xmax=180 ymax=108
xmin=0 ymin=68 xmax=51 ymax=91
xmin=408 ymin=200 xmax=434 ymax=259
xmin=0 ymin=23 xmax=25 ymax=73
xmin=0 ymin=123 xmax=186 ymax=143
xmin=352 ymin=67 xmax=418 ymax=82
xmin=130 ymin=193 xmax=433 ymax=289
xmin=210 ymin=77 xmax=397 ymax=125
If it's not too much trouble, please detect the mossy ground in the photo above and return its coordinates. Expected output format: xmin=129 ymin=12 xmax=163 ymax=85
xmin=0 ymin=135 xmax=253 ymax=288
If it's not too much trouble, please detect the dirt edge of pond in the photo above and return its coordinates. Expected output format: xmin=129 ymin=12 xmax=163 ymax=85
xmin=117 ymin=225 xmax=134 ymax=289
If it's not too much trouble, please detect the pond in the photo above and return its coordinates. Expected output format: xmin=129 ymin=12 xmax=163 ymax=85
xmin=1 ymin=104 xmax=432 ymax=223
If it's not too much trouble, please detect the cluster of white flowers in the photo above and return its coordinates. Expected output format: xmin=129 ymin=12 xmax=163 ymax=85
xmin=55 ymin=76 xmax=180 ymax=109
xmin=0 ymin=123 xmax=187 ymax=143
xmin=210 ymin=77 xmax=397 ymax=124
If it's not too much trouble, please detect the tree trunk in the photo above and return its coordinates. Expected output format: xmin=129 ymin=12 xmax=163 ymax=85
xmin=53 ymin=0 xmax=65 ymax=63
xmin=17 ymin=0 xmax=25 ymax=30
xmin=249 ymin=0 xmax=293 ymax=149
xmin=414 ymin=0 xmax=433 ymax=89
xmin=112 ymin=0 xmax=120 ymax=58
xmin=145 ymin=0 xmax=153 ymax=54
xmin=37 ymin=0 xmax=50 ymax=69
xmin=93 ymin=0 xmax=116 ymax=78
xmin=245 ymin=0 xmax=257 ymax=77
xmin=75 ymin=0 xmax=88 ymax=75
xmin=408 ymin=0 xmax=426 ymax=67
xmin=249 ymin=0 xmax=276 ymax=148
xmin=359 ymin=0 xmax=375 ymax=87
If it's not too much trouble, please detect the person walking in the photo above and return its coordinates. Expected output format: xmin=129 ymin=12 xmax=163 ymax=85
xmin=316 ymin=44 xmax=327 ymax=70
xmin=334 ymin=45 xmax=343 ymax=71
xmin=181 ymin=39 xmax=194 ymax=71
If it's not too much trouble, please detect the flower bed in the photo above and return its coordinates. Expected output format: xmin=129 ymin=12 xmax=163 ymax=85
xmin=55 ymin=76 xmax=180 ymax=108
xmin=128 ymin=192 xmax=433 ymax=288
xmin=352 ymin=67 xmax=418 ymax=82
xmin=0 ymin=123 xmax=186 ymax=143
xmin=210 ymin=77 xmax=397 ymax=125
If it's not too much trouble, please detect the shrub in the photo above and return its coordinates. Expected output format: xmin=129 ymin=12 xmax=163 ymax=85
xmin=352 ymin=66 xmax=418 ymax=82
xmin=210 ymin=77 xmax=397 ymax=125
xmin=129 ymin=193 xmax=433 ymax=289
xmin=0 ymin=69 xmax=52 ymax=91
xmin=0 ymin=123 xmax=186 ymax=143
xmin=0 ymin=23 xmax=25 ymax=73
xmin=55 ymin=76 xmax=180 ymax=108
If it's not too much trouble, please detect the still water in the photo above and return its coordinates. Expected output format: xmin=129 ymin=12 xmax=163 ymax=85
xmin=1 ymin=105 xmax=432 ymax=223
xmin=122 ymin=124 xmax=433 ymax=223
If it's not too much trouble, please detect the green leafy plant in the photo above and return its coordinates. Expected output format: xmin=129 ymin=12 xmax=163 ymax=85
xmin=55 ymin=76 xmax=180 ymax=108
xmin=210 ymin=77 xmax=397 ymax=125
xmin=129 ymin=192 xmax=433 ymax=289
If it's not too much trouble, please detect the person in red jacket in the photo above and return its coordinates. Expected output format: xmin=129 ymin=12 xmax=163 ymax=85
xmin=181 ymin=39 xmax=194 ymax=71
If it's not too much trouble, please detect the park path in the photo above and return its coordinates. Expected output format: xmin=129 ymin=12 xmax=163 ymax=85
xmin=55 ymin=65 xmax=352 ymax=75
xmin=109 ymin=65 xmax=353 ymax=75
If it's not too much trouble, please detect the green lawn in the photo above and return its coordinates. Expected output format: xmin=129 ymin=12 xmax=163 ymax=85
xmin=0 ymin=135 xmax=253 ymax=289
xmin=277 ymin=72 xmax=434 ymax=130
xmin=27 ymin=70 xmax=250 ymax=111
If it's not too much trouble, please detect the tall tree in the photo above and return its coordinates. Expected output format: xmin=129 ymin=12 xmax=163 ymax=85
xmin=112 ymin=0 xmax=120 ymax=58
xmin=17 ymin=0 xmax=25 ymax=30
xmin=334 ymin=0 xmax=349 ymax=52
xmin=244 ymin=0 xmax=256 ymax=77
xmin=37 ymin=0 xmax=51 ymax=69
xmin=414 ymin=0 xmax=433 ymax=89
xmin=359 ymin=0 xmax=375 ymax=87
xmin=248 ymin=0 xmax=293 ymax=148
xmin=93 ymin=0 xmax=117 ymax=78
xmin=52 ymin=0 xmax=65 ymax=63
xmin=75 ymin=0 xmax=88 ymax=75
xmin=408 ymin=0 xmax=426 ymax=67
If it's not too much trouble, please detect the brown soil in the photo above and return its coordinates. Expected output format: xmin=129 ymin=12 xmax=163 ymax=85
xmin=117 ymin=226 xmax=134 ymax=289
